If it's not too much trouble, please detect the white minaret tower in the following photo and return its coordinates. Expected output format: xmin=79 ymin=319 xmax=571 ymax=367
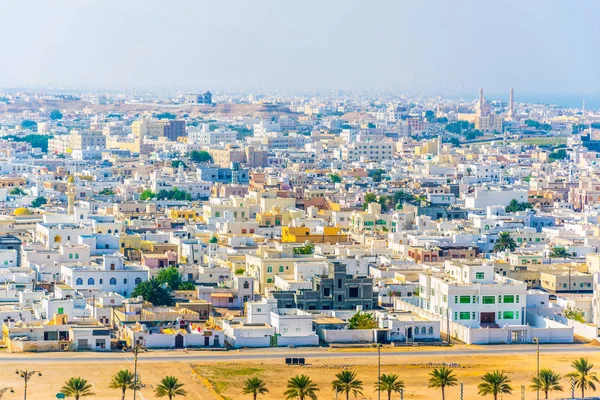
xmin=508 ymin=88 xmax=514 ymax=120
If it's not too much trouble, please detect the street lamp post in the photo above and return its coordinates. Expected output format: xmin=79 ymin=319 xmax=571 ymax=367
xmin=533 ymin=337 xmax=540 ymax=400
xmin=0 ymin=387 xmax=14 ymax=400
xmin=376 ymin=342 xmax=381 ymax=400
xmin=125 ymin=343 xmax=147 ymax=400
xmin=15 ymin=370 xmax=41 ymax=400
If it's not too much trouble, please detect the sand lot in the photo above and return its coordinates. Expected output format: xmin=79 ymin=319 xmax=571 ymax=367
xmin=1 ymin=347 xmax=598 ymax=399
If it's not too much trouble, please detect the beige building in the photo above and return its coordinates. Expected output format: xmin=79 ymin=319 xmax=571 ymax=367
xmin=69 ymin=129 xmax=106 ymax=150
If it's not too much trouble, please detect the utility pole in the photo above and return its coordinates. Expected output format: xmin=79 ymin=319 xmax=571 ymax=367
xmin=377 ymin=342 xmax=381 ymax=400
xmin=125 ymin=343 xmax=147 ymax=400
xmin=15 ymin=370 xmax=41 ymax=400
xmin=533 ymin=338 xmax=540 ymax=400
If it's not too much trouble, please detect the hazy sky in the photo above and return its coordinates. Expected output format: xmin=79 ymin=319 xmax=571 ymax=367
xmin=1 ymin=0 xmax=599 ymax=96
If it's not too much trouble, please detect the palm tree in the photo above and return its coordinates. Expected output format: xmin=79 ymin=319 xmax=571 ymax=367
xmin=549 ymin=246 xmax=570 ymax=260
xmin=566 ymin=357 xmax=599 ymax=398
xmin=154 ymin=376 xmax=187 ymax=399
xmin=60 ymin=377 xmax=94 ymax=400
xmin=109 ymin=369 xmax=138 ymax=400
xmin=428 ymin=367 xmax=458 ymax=400
xmin=284 ymin=375 xmax=319 ymax=400
xmin=242 ymin=377 xmax=269 ymax=400
xmin=493 ymin=232 xmax=517 ymax=252
xmin=374 ymin=374 xmax=404 ymax=400
xmin=332 ymin=370 xmax=363 ymax=400
xmin=530 ymin=369 xmax=563 ymax=399
xmin=478 ymin=370 xmax=512 ymax=400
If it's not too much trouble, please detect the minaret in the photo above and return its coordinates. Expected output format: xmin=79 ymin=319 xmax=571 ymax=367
xmin=479 ymin=87 xmax=484 ymax=104
xmin=67 ymin=175 xmax=75 ymax=215
xmin=508 ymin=88 xmax=514 ymax=120
xmin=583 ymin=100 xmax=586 ymax=115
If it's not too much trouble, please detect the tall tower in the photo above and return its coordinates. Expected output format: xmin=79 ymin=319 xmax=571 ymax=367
xmin=508 ymin=88 xmax=514 ymax=120
xmin=67 ymin=175 xmax=75 ymax=215
xmin=479 ymin=87 xmax=484 ymax=104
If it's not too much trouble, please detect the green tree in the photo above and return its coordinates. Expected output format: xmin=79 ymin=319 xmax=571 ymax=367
xmin=428 ymin=366 xmax=458 ymax=400
xmin=21 ymin=119 xmax=38 ymax=131
xmin=50 ymin=110 xmax=63 ymax=120
xmin=530 ymin=369 xmax=563 ymax=399
xmin=393 ymin=190 xmax=415 ymax=207
xmin=284 ymin=375 xmax=319 ymax=400
xmin=329 ymin=173 xmax=342 ymax=184
xmin=132 ymin=278 xmax=173 ymax=306
xmin=171 ymin=160 xmax=186 ymax=169
xmin=505 ymin=198 xmax=533 ymax=213
xmin=156 ymin=267 xmax=184 ymax=290
xmin=154 ymin=376 xmax=187 ymax=400
xmin=99 ymin=188 xmax=115 ymax=195
xmin=448 ymin=137 xmax=461 ymax=147
xmin=293 ymin=243 xmax=315 ymax=255
xmin=332 ymin=370 xmax=363 ymax=400
xmin=374 ymin=373 xmax=404 ymax=400
xmin=424 ymin=110 xmax=436 ymax=123
xmin=5 ymin=134 xmax=51 ymax=151
xmin=31 ymin=196 xmax=47 ymax=208
xmin=369 ymin=169 xmax=386 ymax=183
xmin=154 ymin=112 xmax=177 ymax=119
xmin=348 ymin=312 xmax=377 ymax=329
xmin=566 ymin=357 xmax=599 ymax=399
xmin=189 ymin=150 xmax=212 ymax=163
xmin=549 ymin=149 xmax=567 ymax=162
xmin=178 ymin=282 xmax=196 ymax=290
xmin=140 ymin=190 xmax=156 ymax=200
xmin=10 ymin=187 xmax=26 ymax=196
xmin=493 ymin=232 xmax=517 ymax=252
xmin=478 ymin=371 xmax=512 ymax=400
xmin=242 ymin=377 xmax=269 ymax=400
xmin=564 ymin=306 xmax=585 ymax=323
xmin=60 ymin=377 xmax=94 ymax=400
xmin=362 ymin=192 xmax=378 ymax=210
xmin=109 ymin=369 xmax=138 ymax=400
xmin=549 ymin=246 xmax=570 ymax=261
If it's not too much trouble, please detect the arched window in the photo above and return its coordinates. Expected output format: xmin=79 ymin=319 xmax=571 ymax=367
xmin=266 ymin=278 xmax=273 ymax=284
xmin=107 ymin=229 xmax=112 ymax=234
xmin=484 ymin=225 xmax=490 ymax=230
xmin=279 ymin=266 xmax=284 ymax=273
xmin=69 ymin=253 xmax=73 ymax=259
xmin=76 ymin=278 xmax=83 ymax=285
xmin=215 ymin=211 xmax=220 ymax=218
xmin=123 ymin=278 xmax=127 ymax=284
xmin=243 ymin=281 xmax=249 ymax=289
xmin=428 ymin=327 xmax=434 ymax=334
xmin=54 ymin=235 xmax=62 ymax=243
xmin=80 ymin=214 xmax=84 ymax=220
xmin=135 ymin=277 xmax=142 ymax=285
xmin=109 ymin=278 xmax=117 ymax=285
xmin=75 ymin=253 xmax=79 ymax=259
xmin=114 ymin=229 xmax=118 ymax=234
xmin=421 ymin=327 xmax=427 ymax=334
xmin=267 ymin=266 xmax=272 ymax=273
xmin=88 ymin=278 xmax=95 ymax=285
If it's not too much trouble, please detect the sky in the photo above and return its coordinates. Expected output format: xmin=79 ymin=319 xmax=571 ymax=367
xmin=1 ymin=0 xmax=599 ymax=98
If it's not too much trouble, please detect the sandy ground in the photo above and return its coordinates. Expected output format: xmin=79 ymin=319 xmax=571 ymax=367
xmin=0 ymin=347 xmax=597 ymax=400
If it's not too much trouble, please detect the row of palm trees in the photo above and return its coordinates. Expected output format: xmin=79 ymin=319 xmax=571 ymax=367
xmin=59 ymin=369 xmax=186 ymax=400
xmin=242 ymin=357 xmax=598 ymax=400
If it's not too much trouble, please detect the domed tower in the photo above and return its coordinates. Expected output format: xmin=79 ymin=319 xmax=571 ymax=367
xmin=475 ymin=87 xmax=492 ymax=117
xmin=67 ymin=175 xmax=75 ymax=215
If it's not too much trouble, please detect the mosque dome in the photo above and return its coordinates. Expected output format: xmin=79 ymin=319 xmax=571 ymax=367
xmin=475 ymin=87 xmax=492 ymax=116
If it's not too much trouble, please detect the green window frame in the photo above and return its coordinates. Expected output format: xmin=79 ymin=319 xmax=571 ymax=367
xmin=459 ymin=296 xmax=471 ymax=304
xmin=482 ymin=296 xmax=495 ymax=304
xmin=476 ymin=272 xmax=484 ymax=279
xmin=503 ymin=295 xmax=515 ymax=304
xmin=454 ymin=296 xmax=458 ymax=304
xmin=503 ymin=311 xmax=514 ymax=319
xmin=279 ymin=266 xmax=284 ymax=273
xmin=459 ymin=312 xmax=470 ymax=320
xmin=442 ymin=294 xmax=447 ymax=303
xmin=267 ymin=266 xmax=272 ymax=273
xmin=57 ymin=307 xmax=64 ymax=314
xmin=516 ymin=295 xmax=520 ymax=303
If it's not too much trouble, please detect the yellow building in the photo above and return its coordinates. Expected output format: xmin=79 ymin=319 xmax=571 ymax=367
xmin=281 ymin=226 xmax=349 ymax=244
xmin=168 ymin=208 xmax=202 ymax=221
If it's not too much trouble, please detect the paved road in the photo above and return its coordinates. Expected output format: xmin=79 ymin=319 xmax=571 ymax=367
xmin=3 ymin=344 xmax=598 ymax=364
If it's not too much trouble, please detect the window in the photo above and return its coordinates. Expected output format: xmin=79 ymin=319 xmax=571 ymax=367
xmin=421 ymin=327 xmax=426 ymax=334
xmin=57 ymin=307 xmax=64 ymax=314
xmin=266 ymin=278 xmax=273 ymax=283
xmin=69 ymin=253 xmax=73 ymax=259
xmin=459 ymin=296 xmax=471 ymax=304
xmin=503 ymin=295 xmax=515 ymax=304
xmin=442 ymin=294 xmax=447 ymax=303
xmin=76 ymin=278 xmax=83 ymax=285
xmin=476 ymin=272 xmax=484 ymax=279
xmin=349 ymin=287 xmax=359 ymax=298
xmin=279 ymin=266 xmax=284 ymax=273
xmin=124 ymin=279 xmax=127 ymax=284
xmin=267 ymin=266 xmax=272 ymax=273
xmin=516 ymin=295 xmax=520 ymax=303
xmin=135 ymin=277 xmax=142 ymax=285
xmin=428 ymin=327 xmax=434 ymax=334
xmin=482 ymin=296 xmax=495 ymax=304
xmin=75 ymin=253 xmax=79 ymax=259
xmin=498 ymin=295 xmax=502 ymax=303
xmin=503 ymin=311 xmax=514 ymax=319
xmin=459 ymin=312 xmax=470 ymax=320
xmin=88 ymin=278 xmax=95 ymax=285
xmin=109 ymin=278 xmax=117 ymax=285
